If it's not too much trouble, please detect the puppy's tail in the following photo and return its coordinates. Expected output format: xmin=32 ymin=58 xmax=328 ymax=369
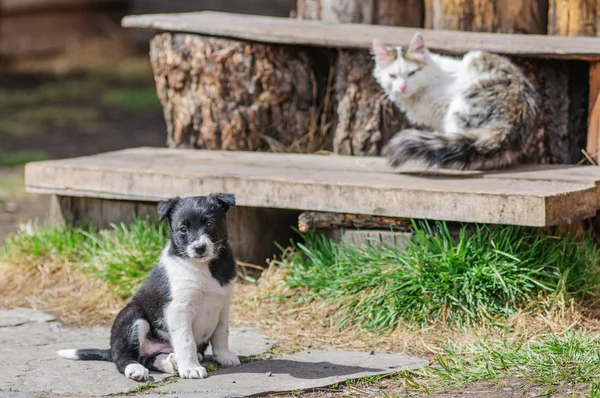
xmin=57 ymin=348 xmax=111 ymax=362
xmin=383 ymin=125 xmax=529 ymax=170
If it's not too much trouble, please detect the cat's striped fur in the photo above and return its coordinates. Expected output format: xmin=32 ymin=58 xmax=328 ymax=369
xmin=373 ymin=34 xmax=539 ymax=170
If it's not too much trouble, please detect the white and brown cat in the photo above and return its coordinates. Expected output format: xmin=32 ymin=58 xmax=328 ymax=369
xmin=373 ymin=33 xmax=539 ymax=170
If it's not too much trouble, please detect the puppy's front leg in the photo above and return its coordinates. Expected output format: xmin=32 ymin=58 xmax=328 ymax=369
xmin=210 ymin=305 xmax=240 ymax=367
xmin=167 ymin=307 xmax=207 ymax=379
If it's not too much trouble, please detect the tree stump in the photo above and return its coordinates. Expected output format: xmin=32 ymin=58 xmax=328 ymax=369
xmin=150 ymin=33 xmax=319 ymax=152
xmin=296 ymin=0 xmax=423 ymax=155
xmin=332 ymin=50 xmax=407 ymax=155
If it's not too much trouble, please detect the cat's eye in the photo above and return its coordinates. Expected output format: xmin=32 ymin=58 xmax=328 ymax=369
xmin=179 ymin=226 xmax=187 ymax=234
xmin=408 ymin=70 xmax=418 ymax=77
xmin=206 ymin=220 xmax=214 ymax=228
xmin=388 ymin=73 xmax=398 ymax=79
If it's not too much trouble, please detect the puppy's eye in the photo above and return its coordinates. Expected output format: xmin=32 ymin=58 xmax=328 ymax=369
xmin=407 ymin=70 xmax=418 ymax=77
xmin=389 ymin=73 xmax=398 ymax=79
xmin=179 ymin=226 xmax=187 ymax=234
xmin=206 ymin=220 xmax=214 ymax=228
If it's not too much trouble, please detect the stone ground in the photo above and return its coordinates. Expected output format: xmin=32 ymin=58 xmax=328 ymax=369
xmin=0 ymin=309 xmax=428 ymax=397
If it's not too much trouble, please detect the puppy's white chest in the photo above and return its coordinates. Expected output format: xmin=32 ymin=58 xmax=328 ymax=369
xmin=190 ymin=274 xmax=229 ymax=343
xmin=165 ymin=257 xmax=233 ymax=345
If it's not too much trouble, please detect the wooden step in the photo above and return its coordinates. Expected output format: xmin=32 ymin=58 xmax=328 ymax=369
xmin=24 ymin=147 xmax=598 ymax=227
xmin=122 ymin=11 xmax=600 ymax=61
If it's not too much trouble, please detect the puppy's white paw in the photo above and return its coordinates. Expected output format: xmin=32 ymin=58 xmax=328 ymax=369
xmin=167 ymin=353 xmax=178 ymax=372
xmin=125 ymin=363 xmax=149 ymax=381
xmin=154 ymin=353 xmax=177 ymax=374
xmin=213 ymin=350 xmax=241 ymax=367
xmin=179 ymin=366 xmax=208 ymax=379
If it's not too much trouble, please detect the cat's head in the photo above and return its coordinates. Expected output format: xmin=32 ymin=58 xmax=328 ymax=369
xmin=372 ymin=33 xmax=431 ymax=98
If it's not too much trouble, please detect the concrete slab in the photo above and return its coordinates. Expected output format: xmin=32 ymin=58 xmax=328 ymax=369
xmin=156 ymin=350 xmax=428 ymax=397
xmin=0 ymin=309 xmax=274 ymax=397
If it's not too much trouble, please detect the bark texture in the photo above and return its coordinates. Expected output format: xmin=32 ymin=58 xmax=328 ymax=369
xmin=332 ymin=51 xmax=407 ymax=155
xmin=150 ymin=33 xmax=318 ymax=151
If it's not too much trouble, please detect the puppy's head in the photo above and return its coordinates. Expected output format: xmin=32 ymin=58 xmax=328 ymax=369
xmin=158 ymin=193 xmax=235 ymax=262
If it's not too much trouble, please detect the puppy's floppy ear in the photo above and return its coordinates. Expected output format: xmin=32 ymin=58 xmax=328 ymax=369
xmin=210 ymin=193 xmax=236 ymax=213
xmin=158 ymin=197 xmax=180 ymax=223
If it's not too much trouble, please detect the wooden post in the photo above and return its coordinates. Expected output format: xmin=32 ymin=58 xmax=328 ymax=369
xmin=588 ymin=62 xmax=600 ymax=162
xmin=296 ymin=0 xmax=423 ymax=155
xmin=547 ymin=0 xmax=597 ymax=164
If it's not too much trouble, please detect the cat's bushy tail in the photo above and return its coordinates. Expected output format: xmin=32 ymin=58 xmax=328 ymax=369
xmin=382 ymin=124 xmax=530 ymax=170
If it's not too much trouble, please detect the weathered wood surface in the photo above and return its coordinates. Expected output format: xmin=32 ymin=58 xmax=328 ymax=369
xmin=24 ymin=147 xmax=599 ymax=226
xmin=425 ymin=0 xmax=548 ymax=34
xmin=295 ymin=0 xmax=423 ymax=26
xmin=340 ymin=229 xmax=413 ymax=248
xmin=122 ymin=11 xmax=600 ymax=60
xmin=588 ymin=62 xmax=600 ymax=161
xmin=150 ymin=33 xmax=318 ymax=151
xmin=298 ymin=212 xmax=411 ymax=232
xmin=548 ymin=0 xmax=596 ymax=36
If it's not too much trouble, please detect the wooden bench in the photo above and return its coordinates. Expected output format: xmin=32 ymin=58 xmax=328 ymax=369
xmin=122 ymin=11 xmax=600 ymax=162
xmin=25 ymin=147 xmax=600 ymax=263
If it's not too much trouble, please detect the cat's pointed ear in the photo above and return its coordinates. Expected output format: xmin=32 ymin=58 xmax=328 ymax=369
xmin=407 ymin=33 xmax=426 ymax=55
xmin=372 ymin=39 xmax=391 ymax=61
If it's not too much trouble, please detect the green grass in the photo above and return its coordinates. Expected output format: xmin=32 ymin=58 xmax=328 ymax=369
xmin=0 ymin=106 xmax=99 ymax=136
xmin=102 ymin=88 xmax=162 ymax=111
xmin=276 ymin=222 xmax=600 ymax=330
xmin=414 ymin=331 xmax=600 ymax=395
xmin=0 ymin=151 xmax=47 ymax=167
xmin=1 ymin=218 xmax=168 ymax=297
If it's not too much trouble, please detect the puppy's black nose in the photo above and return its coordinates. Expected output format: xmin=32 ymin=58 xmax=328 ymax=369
xmin=195 ymin=244 xmax=207 ymax=255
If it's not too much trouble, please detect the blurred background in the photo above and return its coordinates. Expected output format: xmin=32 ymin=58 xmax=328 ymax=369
xmin=0 ymin=0 xmax=295 ymax=238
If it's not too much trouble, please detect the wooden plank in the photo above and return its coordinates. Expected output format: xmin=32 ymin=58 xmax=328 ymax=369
xmin=63 ymin=147 xmax=600 ymax=190
xmin=341 ymin=230 xmax=412 ymax=249
xmin=24 ymin=148 xmax=598 ymax=226
xmin=36 ymin=147 xmax=600 ymax=193
xmin=121 ymin=11 xmax=600 ymax=60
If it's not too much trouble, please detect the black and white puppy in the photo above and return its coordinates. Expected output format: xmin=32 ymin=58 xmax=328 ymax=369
xmin=57 ymin=193 xmax=240 ymax=380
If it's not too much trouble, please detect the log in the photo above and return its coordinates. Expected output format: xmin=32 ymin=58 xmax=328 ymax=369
xmin=150 ymin=33 xmax=320 ymax=152
xmin=296 ymin=0 xmax=422 ymax=155
xmin=332 ymin=50 xmax=407 ymax=155
xmin=548 ymin=0 xmax=596 ymax=36
xmin=425 ymin=0 xmax=548 ymax=34
xmin=298 ymin=211 xmax=412 ymax=232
